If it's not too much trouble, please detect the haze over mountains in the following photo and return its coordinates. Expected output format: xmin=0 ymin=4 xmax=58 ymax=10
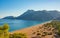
xmin=3 ymin=10 xmax=60 ymax=21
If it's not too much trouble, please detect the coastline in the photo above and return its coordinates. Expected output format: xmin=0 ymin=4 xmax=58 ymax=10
xmin=10 ymin=20 xmax=52 ymax=38
xmin=11 ymin=20 xmax=52 ymax=33
xmin=11 ymin=20 xmax=52 ymax=32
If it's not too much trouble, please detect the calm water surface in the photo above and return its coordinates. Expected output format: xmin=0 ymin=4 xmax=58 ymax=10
xmin=0 ymin=19 xmax=48 ymax=32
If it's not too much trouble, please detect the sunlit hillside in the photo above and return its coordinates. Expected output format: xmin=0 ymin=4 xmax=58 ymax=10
xmin=0 ymin=20 xmax=60 ymax=38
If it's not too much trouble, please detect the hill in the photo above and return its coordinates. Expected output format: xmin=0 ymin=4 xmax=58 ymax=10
xmin=11 ymin=20 xmax=60 ymax=38
xmin=3 ymin=10 xmax=60 ymax=21
xmin=16 ymin=10 xmax=53 ymax=21
xmin=54 ymin=16 xmax=60 ymax=20
xmin=3 ymin=16 xmax=15 ymax=19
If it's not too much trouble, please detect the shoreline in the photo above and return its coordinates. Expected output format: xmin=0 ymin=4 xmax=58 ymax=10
xmin=11 ymin=20 xmax=52 ymax=33
xmin=10 ymin=20 xmax=52 ymax=38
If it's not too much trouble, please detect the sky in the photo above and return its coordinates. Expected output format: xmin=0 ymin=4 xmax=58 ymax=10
xmin=0 ymin=0 xmax=60 ymax=18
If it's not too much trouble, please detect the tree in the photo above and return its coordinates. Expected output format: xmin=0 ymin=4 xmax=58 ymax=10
xmin=3 ymin=23 xmax=9 ymax=38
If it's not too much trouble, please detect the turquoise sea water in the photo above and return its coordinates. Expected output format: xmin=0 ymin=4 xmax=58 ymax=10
xmin=0 ymin=19 xmax=49 ymax=32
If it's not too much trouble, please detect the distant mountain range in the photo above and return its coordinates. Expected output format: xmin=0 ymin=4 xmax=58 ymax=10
xmin=55 ymin=17 xmax=60 ymax=20
xmin=2 ymin=10 xmax=60 ymax=21
xmin=3 ymin=16 xmax=15 ymax=19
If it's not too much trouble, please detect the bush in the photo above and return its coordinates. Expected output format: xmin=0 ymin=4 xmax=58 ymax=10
xmin=3 ymin=23 xmax=9 ymax=30
xmin=0 ymin=23 xmax=9 ymax=38
xmin=51 ymin=20 xmax=60 ymax=36
xmin=9 ymin=33 xmax=27 ymax=38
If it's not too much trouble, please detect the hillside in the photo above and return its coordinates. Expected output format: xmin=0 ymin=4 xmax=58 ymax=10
xmin=3 ymin=16 xmax=15 ymax=19
xmin=48 ymin=10 xmax=60 ymax=18
xmin=55 ymin=16 xmax=60 ymax=20
xmin=0 ymin=20 xmax=60 ymax=38
xmin=3 ymin=10 xmax=60 ymax=21
xmin=16 ymin=10 xmax=53 ymax=21
xmin=11 ymin=20 xmax=60 ymax=38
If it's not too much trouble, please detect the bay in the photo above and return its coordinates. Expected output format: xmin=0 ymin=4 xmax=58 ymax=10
xmin=0 ymin=19 xmax=47 ymax=32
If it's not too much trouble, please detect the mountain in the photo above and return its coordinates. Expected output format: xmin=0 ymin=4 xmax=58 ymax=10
xmin=3 ymin=10 xmax=60 ymax=21
xmin=54 ymin=16 xmax=60 ymax=20
xmin=48 ymin=10 xmax=60 ymax=19
xmin=16 ymin=10 xmax=53 ymax=21
xmin=3 ymin=16 xmax=15 ymax=19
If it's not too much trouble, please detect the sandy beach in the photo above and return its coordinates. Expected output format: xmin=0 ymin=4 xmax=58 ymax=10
xmin=10 ymin=21 xmax=53 ymax=38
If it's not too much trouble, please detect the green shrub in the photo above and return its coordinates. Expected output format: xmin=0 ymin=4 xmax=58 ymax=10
xmin=51 ymin=20 xmax=60 ymax=36
xmin=0 ymin=23 xmax=9 ymax=38
xmin=9 ymin=33 xmax=27 ymax=38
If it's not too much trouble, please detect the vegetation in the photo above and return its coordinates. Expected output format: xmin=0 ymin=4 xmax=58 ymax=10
xmin=9 ymin=33 xmax=27 ymax=38
xmin=0 ymin=24 xmax=27 ymax=38
xmin=31 ymin=20 xmax=60 ymax=38
xmin=0 ymin=23 xmax=9 ymax=38
xmin=0 ymin=20 xmax=60 ymax=38
xmin=51 ymin=20 xmax=60 ymax=35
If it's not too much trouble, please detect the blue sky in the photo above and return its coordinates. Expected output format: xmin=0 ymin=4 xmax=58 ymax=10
xmin=0 ymin=0 xmax=60 ymax=18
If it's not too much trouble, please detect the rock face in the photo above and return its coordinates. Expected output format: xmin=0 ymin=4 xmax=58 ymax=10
xmin=3 ymin=10 xmax=60 ymax=21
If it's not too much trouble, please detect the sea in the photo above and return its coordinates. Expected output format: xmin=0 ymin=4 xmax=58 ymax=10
xmin=0 ymin=19 xmax=49 ymax=32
